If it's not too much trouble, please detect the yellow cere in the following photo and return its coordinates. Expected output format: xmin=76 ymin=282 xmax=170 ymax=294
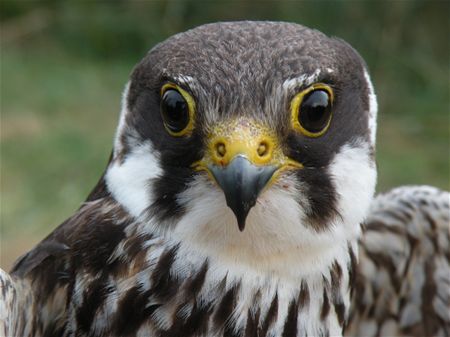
xmin=290 ymin=83 xmax=333 ymax=138
xmin=160 ymin=83 xmax=196 ymax=137
xmin=192 ymin=117 xmax=303 ymax=175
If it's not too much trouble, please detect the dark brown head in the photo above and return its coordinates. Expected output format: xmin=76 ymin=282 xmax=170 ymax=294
xmin=100 ymin=21 xmax=377 ymax=257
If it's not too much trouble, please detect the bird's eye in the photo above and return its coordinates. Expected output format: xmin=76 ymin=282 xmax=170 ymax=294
xmin=290 ymin=84 xmax=333 ymax=137
xmin=160 ymin=84 xmax=195 ymax=136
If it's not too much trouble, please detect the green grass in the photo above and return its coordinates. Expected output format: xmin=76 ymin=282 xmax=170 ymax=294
xmin=374 ymin=51 xmax=449 ymax=191
xmin=1 ymin=44 xmax=130 ymax=267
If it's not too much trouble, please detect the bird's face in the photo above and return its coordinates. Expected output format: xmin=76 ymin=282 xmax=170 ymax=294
xmin=105 ymin=22 xmax=377 ymax=265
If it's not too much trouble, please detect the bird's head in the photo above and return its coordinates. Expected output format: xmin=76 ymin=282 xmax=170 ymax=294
xmin=102 ymin=22 xmax=377 ymax=264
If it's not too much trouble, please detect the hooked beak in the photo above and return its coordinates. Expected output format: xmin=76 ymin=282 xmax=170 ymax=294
xmin=208 ymin=155 xmax=277 ymax=231
xmin=192 ymin=118 xmax=302 ymax=231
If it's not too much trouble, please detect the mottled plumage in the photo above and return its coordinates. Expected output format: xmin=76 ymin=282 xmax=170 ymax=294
xmin=347 ymin=186 xmax=450 ymax=337
xmin=1 ymin=21 xmax=449 ymax=337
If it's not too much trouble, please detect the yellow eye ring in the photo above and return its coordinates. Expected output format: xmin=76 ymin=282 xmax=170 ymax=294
xmin=160 ymin=83 xmax=196 ymax=137
xmin=290 ymin=84 xmax=334 ymax=137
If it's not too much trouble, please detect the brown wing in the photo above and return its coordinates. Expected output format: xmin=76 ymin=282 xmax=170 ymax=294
xmin=346 ymin=186 xmax=450 ymax=337
xmin=3 ymin=196 xmax=130 ymax=337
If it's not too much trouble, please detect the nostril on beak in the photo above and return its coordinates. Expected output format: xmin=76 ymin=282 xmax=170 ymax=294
xmin=257 ymin=141 xmax=269 ymax=157
xmin=215 ymin=142 xmax=226 ymax=158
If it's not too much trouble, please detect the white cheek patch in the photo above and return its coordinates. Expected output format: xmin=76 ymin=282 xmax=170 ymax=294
xmin=328 ymin=140 xmax=377 ymax=240
xmin=106 ymin=142 xmax=162 ymax=218
xmin=363 ymin=69 xmax=378 ymax=147
xmin=113 ymin=81 xmax=131 ymax=159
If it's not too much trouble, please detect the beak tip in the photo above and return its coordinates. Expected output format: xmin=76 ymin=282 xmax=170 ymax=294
xmin=237 ymin=220 xmax=246 ymax=232
xmin=210 ymin=156 xmax=276 ymax=233
xmin=235 ymin=210 xmax=249 ymax=232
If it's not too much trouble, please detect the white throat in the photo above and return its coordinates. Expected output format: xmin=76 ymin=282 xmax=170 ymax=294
xmin=106 ymin=137 xmax=376 ymax=278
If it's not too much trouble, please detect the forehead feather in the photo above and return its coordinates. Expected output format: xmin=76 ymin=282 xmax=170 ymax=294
xmin=125 ymin=21 xmax=371 ymax=144
xmin=131 ymin=21 xmax=364 ymax=93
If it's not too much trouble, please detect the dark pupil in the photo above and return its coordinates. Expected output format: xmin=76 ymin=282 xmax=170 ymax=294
xmin=161 ymin=89 xmax=189 ymax=133
xmin=299 ymin=89 xmax=331 ymax=133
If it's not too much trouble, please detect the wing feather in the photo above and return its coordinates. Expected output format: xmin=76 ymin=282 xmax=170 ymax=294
xmin=346 ymin=186 xmax=450 ymax=337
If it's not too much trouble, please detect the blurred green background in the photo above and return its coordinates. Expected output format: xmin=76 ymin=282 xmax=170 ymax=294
xmin=1 ymin=1 xmax=449 ymax=270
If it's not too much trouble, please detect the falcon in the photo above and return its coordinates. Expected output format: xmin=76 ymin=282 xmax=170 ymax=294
xmin=1 ymin=21 xmax=449 ymax=337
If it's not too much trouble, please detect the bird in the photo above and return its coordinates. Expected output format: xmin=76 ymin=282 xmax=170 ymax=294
xmin=0 ymin=21 xmax=449 ymax=337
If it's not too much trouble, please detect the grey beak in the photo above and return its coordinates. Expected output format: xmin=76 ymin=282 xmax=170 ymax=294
xmin=208 ymin=156 xmax=277 ymax=231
